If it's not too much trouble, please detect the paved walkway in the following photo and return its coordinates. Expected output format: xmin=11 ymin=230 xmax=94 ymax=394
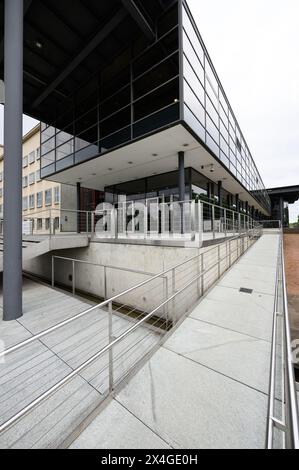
xmin=0 ymin=279 xmax=159 ymax=449
xmin=71 ymin=234 xmax=279 ymax=449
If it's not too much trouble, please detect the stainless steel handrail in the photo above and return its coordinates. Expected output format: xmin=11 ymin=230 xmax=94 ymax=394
xmin=266 ymin=229 xmax=299 ymax=449
xmin=51 ymin=255 xmax=169 ymax=299
xmin=0 ymin=233 xmax=247 ymax=361
xmin=0 ymin=230 xmax=259 ymax=435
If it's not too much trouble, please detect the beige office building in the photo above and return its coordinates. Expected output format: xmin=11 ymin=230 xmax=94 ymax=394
xmin=0 ymin=124 xmax=77 ymax=233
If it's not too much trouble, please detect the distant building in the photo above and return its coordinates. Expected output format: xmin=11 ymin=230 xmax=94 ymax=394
xmin=0 ymin=125 xmax=77 ymax=233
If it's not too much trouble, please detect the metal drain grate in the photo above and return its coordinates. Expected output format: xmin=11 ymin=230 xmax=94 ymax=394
xmin=239 ymin=287 xmax=253 ymax=294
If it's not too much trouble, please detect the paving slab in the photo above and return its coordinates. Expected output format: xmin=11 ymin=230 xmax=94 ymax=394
xmin=165 ymin=317 xmax=271 ymax=394
xmin=115 ymin=347 xmax=268 ymax=449
xmin=190 ymin=286 xmax=274 ymax=342
xmin=70 ymin=399 xmax=171 ymax=450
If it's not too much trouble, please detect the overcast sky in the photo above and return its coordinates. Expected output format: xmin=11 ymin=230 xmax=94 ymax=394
xmin=0 ymin=0 xmax=298 ymax=220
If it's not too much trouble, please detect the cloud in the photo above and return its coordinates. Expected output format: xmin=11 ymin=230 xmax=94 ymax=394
xmin=187 ymin=0 xmax=299 ymax=221
xmin=1 ymin=1 xmax=298 ymax=220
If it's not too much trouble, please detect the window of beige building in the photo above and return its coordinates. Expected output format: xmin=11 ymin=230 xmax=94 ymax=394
xmin=45 ymin=189 xmax=52 ymax=206
xmin=23 ymin=196 xmax=28 ymax=211
xmin=36 ymin=192 xmax=43 ymax=208
xmin=23 ymin=156 xmax=28 ymax=168
xmin=29 ymin=151 xmax=35 ymax=165
xmin=29 ymin=194 xmax=35 ymax=210
xmin=54 ymin=186 xmax=60 ymax=204
xmin=29 ymin=172 xmax=35 ymax=185
xmin=23 ymin=176 xmax=28 ymax=188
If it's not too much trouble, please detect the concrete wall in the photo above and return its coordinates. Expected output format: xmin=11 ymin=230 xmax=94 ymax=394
xmin=23 ymin=236 xmax=253 ymax=323
xmin=60 ymin=184 xmax=78 ymax=232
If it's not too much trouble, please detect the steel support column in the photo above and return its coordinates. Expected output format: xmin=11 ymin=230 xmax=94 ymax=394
xmin=245 ymin=201 xmax=249 ymax=215
xmin=3 ymin=0 xmax=24 ymax=321
xmin=235 ymin=194 xmax=239 ymax=212
xmin=178 ymin=151 xmax=185 ymax=202
xmin=217 ymin=181 xmax=222 ymax=206
xmin=77 ymin=182 xmax=81 ymax=233
xmin=178 ymin=151 xmax=185 ymax=234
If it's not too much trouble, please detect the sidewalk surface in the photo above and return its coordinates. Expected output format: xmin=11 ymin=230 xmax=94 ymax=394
xmin=71 ymin=234 xmax=279 ymax=449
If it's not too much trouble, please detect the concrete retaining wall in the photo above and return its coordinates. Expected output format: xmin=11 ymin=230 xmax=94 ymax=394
xmin=23 ymin=236 xmax=252 ymax=322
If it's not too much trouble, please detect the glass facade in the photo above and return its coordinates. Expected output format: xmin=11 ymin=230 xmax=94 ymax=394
xmin=40 ymin=3 xmax=180 ymax=177
xmin=181 ymin=0 xmax=270 ymax=213
xmin=39 ymin=0 xmax=270 ymax=214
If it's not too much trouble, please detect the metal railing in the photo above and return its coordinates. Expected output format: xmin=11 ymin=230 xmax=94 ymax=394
xmin=0 ymin=227 xmax=261 ymax=438
xmin=51 ymin=255 xmax=167 ymax=298
xmin=22 ymin=208 xmax=92 ymax=237
xmin=266 ymin=228 xmax=299 ymax=449
xmin=92 ymin=198 xmax=258 ymax=244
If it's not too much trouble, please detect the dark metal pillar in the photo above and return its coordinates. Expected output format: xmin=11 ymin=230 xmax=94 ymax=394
xmin=217 ymin=181 xmax=222 ymax=206
xmin=77 ymin=182 xmax=81 ymax=233
xmin=245 ymin=201 xmax=249 ymax=215
xmin=207 ymin=183 xmax=211 ymax=200
xmin=235 ymin=194 xmax=239 ymax=212
xmin=279 ymin=196 xmax=284 ymax=227
xmin=3 ymin=0 xmax=24 ymax=321
xmin=178 ymin=151 xmax=185 ymax=234
xmin=178 ymin=151 xmax=185 ymax=202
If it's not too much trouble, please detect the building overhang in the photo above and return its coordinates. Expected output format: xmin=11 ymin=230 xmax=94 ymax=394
xmin=267 ymin=186 xmax=299 ymax=205
xmin=45 ymin=123 xmax=270 ymax=215
xmin=0 ymin=0 xmax=174 ymax=125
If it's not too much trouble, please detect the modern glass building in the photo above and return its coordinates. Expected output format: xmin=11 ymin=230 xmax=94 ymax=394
xmin=0 ymin=0 xmax=271 ymax=321
xmin=1 ymin=0 xmax=271 ymax=216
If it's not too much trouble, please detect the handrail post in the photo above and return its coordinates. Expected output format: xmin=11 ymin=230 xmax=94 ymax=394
xmin=164 ymin=276 xmax=169 ymax=328
xmin=201 ymin=253 xmax=204 ymax=295
xmin=108 ymin=300 xmax=114 ymax=393
xmin=72 ymin=260 xmax=75 ymax=295
xmin=144 ymin=204 xmax=148 ymax=240
xmin=224 ymin=208 xmax=227 ymax=238
xmin=91 ymin=212 xmax=95 ymax=236
xmin=212 ymin=205 xmax=215 ymax=240
xmin=218 ymin=244 xmax=221 ymax=278
xmin=51 ymin=257 xmax=55 ymax=288
xmin=172 ymin=268 xmax=176 ymax=324
xmin=232 ymin=211 xmax=235 ymax=235
xmin=104 ymin=266 xmax=107 ymax=300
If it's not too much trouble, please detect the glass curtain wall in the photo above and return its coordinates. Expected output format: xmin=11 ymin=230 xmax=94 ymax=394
xmin=181 ymin=0 xmax=270 ymax=214
xmin=40 ymin=3 xmax=180 ymax=178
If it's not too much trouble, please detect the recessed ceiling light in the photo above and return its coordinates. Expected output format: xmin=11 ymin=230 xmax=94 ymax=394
xmin=128 ymin=161 xmax=133 ymax=165
xmin=108 ymin=168 xmax=113 ymax=171
xmin=152 ymin=153 xmax=158 ymax=157
xmin=174 ymin=98 xmax=179 ymax=103
xmin=35 ymin=40 xmax=43 ymax=49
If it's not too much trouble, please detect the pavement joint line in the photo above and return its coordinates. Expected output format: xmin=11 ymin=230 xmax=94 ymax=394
xmin=114 ymin=397 xmax=174 ymax=449
xmin=16 ymin=312 xmax=104 ymax=400
xmin=186 ymin=316 xmax=272 ymax=344
xmin=216 ymin=284 xmax=276 ymax=298
xmin=162 ymin=345 xmax=270 ymax=398
xmin=195 ymin=292 xmax=275 ymax=315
